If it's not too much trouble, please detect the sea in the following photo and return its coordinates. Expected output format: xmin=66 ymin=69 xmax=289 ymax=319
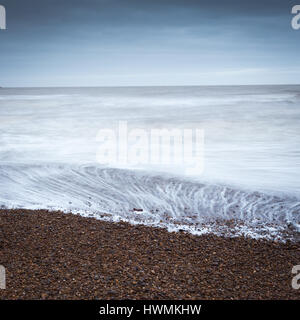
xmin=0 ymin=85 xmax=299 ymax=240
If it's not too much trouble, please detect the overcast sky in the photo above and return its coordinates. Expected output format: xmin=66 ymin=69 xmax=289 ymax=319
xmin=0 ymin=0 xmax=299 ymax=87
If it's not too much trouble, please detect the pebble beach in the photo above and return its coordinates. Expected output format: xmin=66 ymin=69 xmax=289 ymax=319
xmin=0 ymin=209 xmax=299 ymax=300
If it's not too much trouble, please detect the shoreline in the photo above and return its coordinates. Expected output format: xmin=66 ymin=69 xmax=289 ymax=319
xmin=0 ymin=209 xmax=299 ymax=300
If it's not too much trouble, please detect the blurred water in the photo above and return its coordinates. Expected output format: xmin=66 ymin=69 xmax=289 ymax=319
xmin=0 ymin=86 xmax=299 ymax=239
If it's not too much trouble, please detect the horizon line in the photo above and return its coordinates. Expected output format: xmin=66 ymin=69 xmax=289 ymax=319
xmin=1 ymin=83 xmax=300 ymax=89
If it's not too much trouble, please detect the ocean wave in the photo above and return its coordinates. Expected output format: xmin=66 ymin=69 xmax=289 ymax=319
xmin=0 ymin=163 xmax=299 ymax=241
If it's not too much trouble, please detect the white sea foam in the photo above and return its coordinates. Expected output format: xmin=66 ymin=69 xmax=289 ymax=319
xmin=0 ymin=163 xmax=299 ymax=240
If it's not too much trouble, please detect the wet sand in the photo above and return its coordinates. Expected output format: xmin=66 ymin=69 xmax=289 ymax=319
xmin=0 ymin=209 xmax=299 ymax=300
